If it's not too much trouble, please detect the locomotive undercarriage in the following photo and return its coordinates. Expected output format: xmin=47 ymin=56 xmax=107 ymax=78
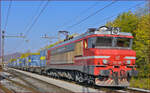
xmin=43 ymin=68 xmax=134 ymax=87
xmin=15 ymin=66 xmax=137 ymax=87
xmin=45 ymin=69 xmax=95 ymax=85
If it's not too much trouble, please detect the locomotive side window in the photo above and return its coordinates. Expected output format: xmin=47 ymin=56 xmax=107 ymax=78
xmin=51 ymin=43 xmax=75 ymax=55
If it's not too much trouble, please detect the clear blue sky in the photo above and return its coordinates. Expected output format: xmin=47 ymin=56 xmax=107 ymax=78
xmin=1 ymin=1 xmax=146 ymax=55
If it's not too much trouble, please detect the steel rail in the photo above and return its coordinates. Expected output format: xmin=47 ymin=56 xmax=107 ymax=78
xmin=0 ymin=83 xmax=14 ymax=93
xmin=10 ymin=68 xmax=125 ymax=93
xmin=7 ymin=68 xmax=150 ymax=93
xmin=1 ymin=72 xmax=40 ymax=93
xmin=9 ymin=70 xmax=47 ymax=92
xmin=7 ymin=69 xmax=72 ymax=93
xmin=127 ymin=87 xmax=150 ymax=93
xmin=7 ymin=68 xmax=101 ymax=92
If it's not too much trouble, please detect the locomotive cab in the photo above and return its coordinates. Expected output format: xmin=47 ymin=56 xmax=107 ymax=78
xmin=84 ymin=26 xmax=138 ymax=86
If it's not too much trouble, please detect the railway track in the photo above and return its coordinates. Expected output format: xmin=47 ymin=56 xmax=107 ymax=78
xmin=3 ymin=69 xmax=73 ymax=93
xmin=0 ymin=83 xmax=14 ymax=93
xmin=0 ymin=72 xmax=41 ymax=93
xmin=3 ymin=68 xmax=149 ymax=93
xmin=5 ymin=68 xmax=107 ymax=92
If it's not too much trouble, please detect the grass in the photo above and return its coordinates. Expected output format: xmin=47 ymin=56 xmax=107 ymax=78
xmin=130 ymin=77 xmax=150 ymax=90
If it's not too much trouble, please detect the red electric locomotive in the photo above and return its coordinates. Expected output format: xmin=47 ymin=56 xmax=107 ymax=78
xmin=45 ymin=26 xmax=138 ymax=87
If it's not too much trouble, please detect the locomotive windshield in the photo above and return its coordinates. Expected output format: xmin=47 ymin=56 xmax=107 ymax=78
xmin=115 ymin=37 xmax=131 ymax=48
xmin=95 ymin=37 xmax=112 ymax=47
xmin=88 ymin=36 xmax=132 ymax=49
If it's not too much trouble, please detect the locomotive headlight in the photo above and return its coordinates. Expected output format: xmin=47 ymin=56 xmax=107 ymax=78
xmin=103 ymin=59 xmax=109 ymax=65
xmin=126 ymin=60 xmax=131 ymax=64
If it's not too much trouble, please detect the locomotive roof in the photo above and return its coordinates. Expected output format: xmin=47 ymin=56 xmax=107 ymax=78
xmin=49 ymin=30 xmax=132 ymax=50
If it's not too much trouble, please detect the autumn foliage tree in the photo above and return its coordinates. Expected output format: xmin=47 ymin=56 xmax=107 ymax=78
xmin=106 ymin=8 xmax=150 ymax=77
xmin=134 ymin=15 xmax=150 ymax=77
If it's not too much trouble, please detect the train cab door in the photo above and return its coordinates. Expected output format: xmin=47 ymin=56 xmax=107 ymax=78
xmin=83 ymin=39 xmax=88 ymax=56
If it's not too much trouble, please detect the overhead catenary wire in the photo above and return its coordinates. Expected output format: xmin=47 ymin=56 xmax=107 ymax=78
xmin=66 ymin=1 xmax=117 ymax=30
xmin=57 ymin=2 xmax=100 ymax=30
xmin=23 ymin=1 xmax=45 ymax=34
xmin=7 ymin=0 xmax=50 ymax=54
xmin=23 ymin=0 xmax=51 ymax=52
xmin=91 ymin=2 xmax=145 ymax=27
xmin=53 ymin=1 xmax=116 ymax=40
xmin=52 ymin=2 xmax=100 ymax=41
xmin=70 ymin=2 xmax=145 ymax=34
xmin=4 ymin=0 xmax=12 ymax=30
xmin=1 ymin=4 xmax=114 ymax=7
xmin=24 ymin=0 xmax=50 ymax=37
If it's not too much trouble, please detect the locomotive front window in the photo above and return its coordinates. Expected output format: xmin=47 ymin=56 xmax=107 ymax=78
xmin=95 ymin=37 xmax=113 ymax=48
xmin=88 ymin=36 xmax=132 ymax=49
xmin=115 ymin=37 xmax=132 ymax=48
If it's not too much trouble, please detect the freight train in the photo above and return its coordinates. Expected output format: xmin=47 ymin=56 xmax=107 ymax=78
xmin=8 ymin=26 xmax=138 ymax=87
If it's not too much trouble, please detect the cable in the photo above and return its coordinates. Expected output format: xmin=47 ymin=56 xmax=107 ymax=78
xmin=7 ymin=0 xmax=50 ymax=54
xmin=24 ymin=0 xmax=50 ymax=37
xmin=58 ymin=2 xmax=100 ymax=30
xmin=4 ymin=0 xmax=12 ymax=30
xmin=50 ymin=2 xmax=100 ymax=41
xmin=22 ymin=0 xmax=50 ymax=53
xmin=91 ymin=2 xmax=145 ymax=26
xmin=23 ymin=1 xmax=44 ymax=34
xmin=66 ymin=1 xmax=117 ymax=30
xmin=77 ymin=2 xmax=145 ymax=32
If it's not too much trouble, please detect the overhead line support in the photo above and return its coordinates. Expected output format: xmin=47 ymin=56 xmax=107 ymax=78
xmin=1 ymin=30 xmax=25 ymax=68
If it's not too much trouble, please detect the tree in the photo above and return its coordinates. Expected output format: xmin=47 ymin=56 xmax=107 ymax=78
xmin=106 ymin=10 xmax=150 ymax=77
xmin=134 ymin=15 xmax=150 ymax=77
xmin=106 ymin=11 xmax=139 ymax=37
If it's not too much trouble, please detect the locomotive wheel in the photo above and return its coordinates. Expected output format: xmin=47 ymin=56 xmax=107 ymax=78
xmin=87 ymin=75 xmax=95 ymax=85
xmin=40 ymin=70 xmax=43 ymax=75
xmin=75 ymin=71 xmax=84 ymax=83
